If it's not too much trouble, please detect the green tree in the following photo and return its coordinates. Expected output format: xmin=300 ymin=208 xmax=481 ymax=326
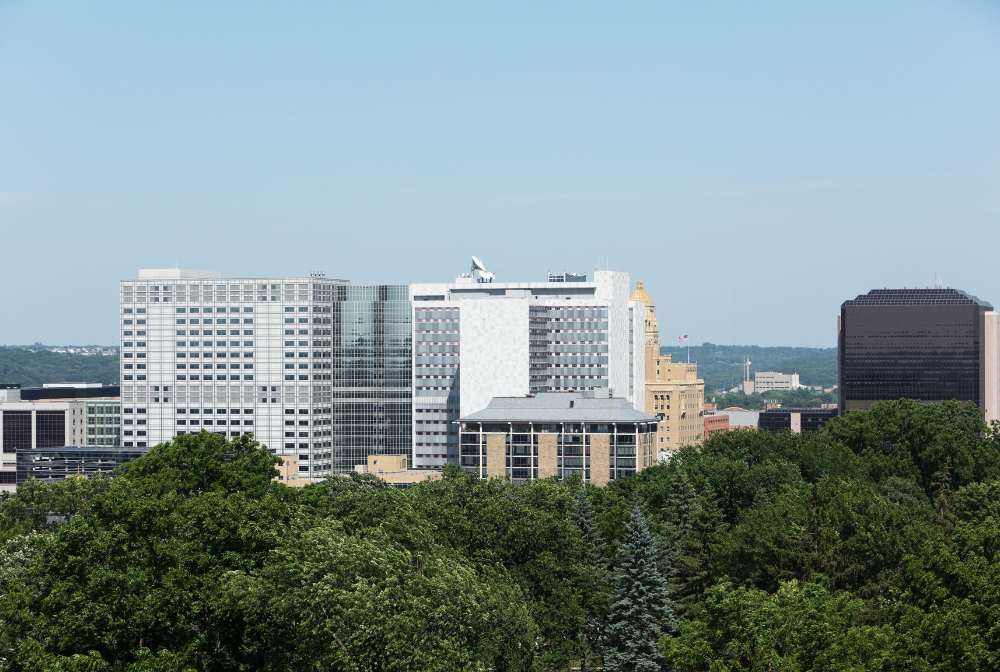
xmin=662 ymin=580 xmax=897 ymax=672
xmin=604 ymin=506 xmax=676 ymax=672
xmin=116 ymin=432 xmax=279 ymax=498
xmin=408 ymin=470 xmax=595 ymax=669
xmin=224 ymin=520 xmax=537 ymax=671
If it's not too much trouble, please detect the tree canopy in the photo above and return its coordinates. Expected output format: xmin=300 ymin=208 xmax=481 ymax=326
xmin=1 ymin=399 xmax=999 ymax=670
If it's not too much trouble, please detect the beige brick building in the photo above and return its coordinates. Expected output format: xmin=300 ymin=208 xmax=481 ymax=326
xmin=458 ymin=391 xmax=658 ymax=485
xmin=630 ymin=282 xmax=705 ymax=454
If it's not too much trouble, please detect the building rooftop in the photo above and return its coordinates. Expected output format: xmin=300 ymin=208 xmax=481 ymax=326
xmin=17 ymin=445 xmax=147 ymax=454
xmin=18 ymin=385 xmax=120 ymax=401
xmin=132 ymin=269 xmax=348 ymax=283
xmin=843 ymin=288 xmax=993 ymax=309
xmin=758 ymin=408 xmax=839 ymax=415
xmin=137 ymin=268 xmax=223 ymax=280
xmin=460 ymin=391 xmax=657 ymax=423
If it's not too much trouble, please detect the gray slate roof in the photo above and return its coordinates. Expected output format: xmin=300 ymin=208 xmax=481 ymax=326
xmin=460 ymin=392 xmax=658 ymax=423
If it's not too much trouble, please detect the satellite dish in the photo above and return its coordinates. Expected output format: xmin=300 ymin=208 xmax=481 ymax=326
xmin=470 ymin=256 xmax=495 ymax=283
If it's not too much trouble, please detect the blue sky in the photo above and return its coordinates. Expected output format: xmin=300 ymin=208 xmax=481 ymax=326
xmin=1 ymin=1 xmax=998 ymax=347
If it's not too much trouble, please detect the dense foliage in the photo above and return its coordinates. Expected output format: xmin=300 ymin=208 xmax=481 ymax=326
xmin=660 ymin=343 xmax=836 ymax=391
xmin=0 ymin=347 xmax=118 ymax=386
xmin=2 ymin=400 xmax=999 ymax=670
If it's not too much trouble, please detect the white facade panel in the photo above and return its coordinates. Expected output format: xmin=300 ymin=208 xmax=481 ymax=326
xmin=985 ymin=311 xmax=999 ymax=425
xmin=459 ymin=299 xmax=529 ymax=417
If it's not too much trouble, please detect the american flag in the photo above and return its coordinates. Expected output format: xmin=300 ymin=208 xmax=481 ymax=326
xmin=678 ymin=334 xmax=689 ymax=344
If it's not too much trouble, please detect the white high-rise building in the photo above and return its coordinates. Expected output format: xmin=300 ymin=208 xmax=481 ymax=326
xmin=410 ymin=260 xmax=645 ymax=469
xmin=119 ymin=269 xmax=347 ymax=479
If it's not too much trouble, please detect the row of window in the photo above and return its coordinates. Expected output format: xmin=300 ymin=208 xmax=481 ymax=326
xmin=176 ymin=329 xmax=255 ymax=336
xmin=175 ymin=363 xmax=255 ymax=369
xmin=177 ymin=306 xmax=254 ymax=313
xmin=176 ymin=318 xmax=254 ymax=325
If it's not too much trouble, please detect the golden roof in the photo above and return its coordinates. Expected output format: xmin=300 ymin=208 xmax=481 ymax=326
xmin=630 ymin=281 xmax=654 ymax=306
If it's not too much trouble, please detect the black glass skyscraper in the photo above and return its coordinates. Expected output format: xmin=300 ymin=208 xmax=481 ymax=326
xmin=331 ymin=285 xmax=412 ymax=473
xmin=838 ymin=288 xmax=997 ymax=415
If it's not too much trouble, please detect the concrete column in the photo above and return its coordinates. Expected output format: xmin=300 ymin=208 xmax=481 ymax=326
xmin=790 ymin=412 xmax=802 ymax=434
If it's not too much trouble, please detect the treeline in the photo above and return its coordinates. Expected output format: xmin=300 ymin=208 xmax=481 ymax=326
xmin=0 ymin=347 xmax=119 ymax=387
xmin=661 ymin=343 xmax=837 ymax=391
xmin=2 ymin=400 xmax=1000 ymax=670
xmin=708 ymin=387 xmax=838 ymax=410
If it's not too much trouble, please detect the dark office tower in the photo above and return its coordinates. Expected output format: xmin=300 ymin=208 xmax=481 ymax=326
xmin=331 ymin=285 xmax=412 ymax=473
xmin=839 ymin=288 xmax=999 ymax=421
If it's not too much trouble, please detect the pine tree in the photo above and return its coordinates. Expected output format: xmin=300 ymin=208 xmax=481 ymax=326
xmin=573 ymin=486 xmax=606 ymax=566
xmin=574 ymin=486 xmax=610 ymax=671
xmin=661 ymin=472 xmax=724 ymax=616
xmin=603 ymin=506 xmax=677 ymax=672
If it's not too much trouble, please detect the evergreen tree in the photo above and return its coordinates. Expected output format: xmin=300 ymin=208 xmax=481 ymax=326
xmin=604 ymin=506 xmax=677 ymax=672
xmin=662 ymin=474 xmax=723 ymax=616
xmin=658 ymin=472 xmax=696 ymax=592
xmin=574 ymin=486 xmax=606 ymax=566
xmin=573 ymin=486 xmax=610 ymax=670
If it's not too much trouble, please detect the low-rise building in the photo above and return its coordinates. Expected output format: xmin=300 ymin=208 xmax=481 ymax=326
xmin=361 ymin=454 xmax=442 ymax=487
xmin=758 ymin=408 xmax=838 ymax=434
xmin=717 ymin=407 xmax=760 ymax=429
xmin=703 ymin=412 xmax=731 ymax=440
xmin=274 ymin=453 xmax=442 ymax=488
xmin=15 ymin=445 xmax=148 ymax=485
xmin=753 ymin=372 xmax=802 ymax=393
xmin=1 ymin=389 xmax=121 ymax=492
xmin=458 ymin=391 xmax=658 ymax=485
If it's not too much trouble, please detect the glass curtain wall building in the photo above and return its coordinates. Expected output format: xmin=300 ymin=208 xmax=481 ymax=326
xmin=331 ymin=285 xmax=412 ymax=473
xmin=839 ymin=288 xmax=1000 ymax=422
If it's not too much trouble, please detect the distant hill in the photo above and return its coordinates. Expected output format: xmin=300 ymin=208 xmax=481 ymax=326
xmin=0 ymin=347 xmax=119 ymax=387
xmin=0 ymin=342 xmax=836 ymax=393
xmin=660 ymin=343 xmax=837 ymax=392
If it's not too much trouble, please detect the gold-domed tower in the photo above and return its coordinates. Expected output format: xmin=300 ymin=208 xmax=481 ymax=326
xmin=630 ymin=281 xmax=661 ymax=371
xmin=631 ymin=281 xmax=705 ymax=454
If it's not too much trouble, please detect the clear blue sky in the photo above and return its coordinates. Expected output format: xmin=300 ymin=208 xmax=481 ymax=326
xmin=2 ymin=1 xmax=998 ymax=347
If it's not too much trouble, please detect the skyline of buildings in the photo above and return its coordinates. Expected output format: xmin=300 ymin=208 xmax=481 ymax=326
xmin=8 ymin=259 xmax=1000 ymax=489
xmin=115 ymin=260 xmax=649 ymax=478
